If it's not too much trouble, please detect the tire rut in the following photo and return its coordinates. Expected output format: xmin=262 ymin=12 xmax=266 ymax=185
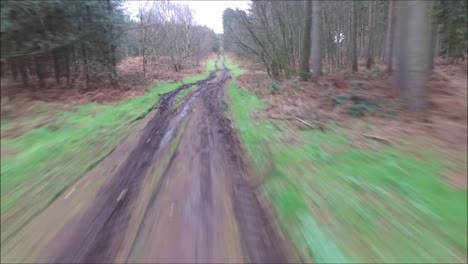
xmin=199 ymin=66 xmax=289 ymax=263
xmin=41 ymin=65 xmax=221 ymax=263
xmin=40 ymin=59 xmax=291 ymax=263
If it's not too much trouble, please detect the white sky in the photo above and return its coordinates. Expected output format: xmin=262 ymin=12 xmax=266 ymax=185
xmin=124 ymin=0 xmax=251 ymax=33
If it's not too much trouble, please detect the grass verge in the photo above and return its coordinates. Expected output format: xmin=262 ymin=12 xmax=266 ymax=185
xmin=225 ymin=58 xmax=467 ymax=263
xmin=0 ymin=59 xmax=216 ymax=244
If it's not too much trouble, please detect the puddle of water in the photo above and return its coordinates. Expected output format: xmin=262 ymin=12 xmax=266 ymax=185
xmin=160 ymin=91 xmax=200 ymax=148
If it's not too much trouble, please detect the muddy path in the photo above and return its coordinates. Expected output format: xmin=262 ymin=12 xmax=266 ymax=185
xmin=33 ymin=59 xmax=293 ymax=263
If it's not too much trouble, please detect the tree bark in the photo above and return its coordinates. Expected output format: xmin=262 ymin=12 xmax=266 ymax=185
xmin=399 ymin=0 xmax=430 ymax=120
xmin=392 ymin=1 xmax=402 ymax=95
xmin=53 ymin=49 xmax=61 ymax=84
xmin=434 ymin=24 xmax=440 ymax=59
xmin=384 ymin=0 xmax=394 ymax=70
xmin=9 ymin=59 xmax=18 ymax=81
xmin=366 ymin=0 xmax=375 ymax=69
xmin=35 ymin=55 xmax=45 ymax=89
xmin=351 ymin=1 xmax=358 ymax=71
xmin=65 ymin=48 xmax=71 ymax=88
xmin=300 ymin=0 xmax=312 ymax=81
xmin=311 ymin=0 xmax=322 ymax=79
xmin=106 ymin=0 xmax=117 ymax=86
xmin=428 ymin=0 xmax=439 ymax=69
xmin=81 ymin=42 xmax=90 ymax=88
xmin=19 ymin=58 xmax=29 ymax=88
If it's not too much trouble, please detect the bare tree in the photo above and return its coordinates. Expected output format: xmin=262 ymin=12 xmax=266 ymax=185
xmin=191 ymin=26 xmax=216 ymax=67
xmin=223 ymin=2 xmax=303 ymax=80
xmin=135 ymin=1 xmax=214 ymax=76
xmin=162 ymin=2 xmax=194 ymax=71
xmin=137 ymin=1 xmax=170 ymax=78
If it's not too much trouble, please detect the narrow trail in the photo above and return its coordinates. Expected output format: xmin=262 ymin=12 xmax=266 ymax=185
xmin=32 ymin=58 xmax=291 ymax=263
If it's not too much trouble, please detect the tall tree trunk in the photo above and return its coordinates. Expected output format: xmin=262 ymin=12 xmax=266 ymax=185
xmin=311 ymin=0 xmax=322 ymax=80
xmin=78 ymin=5 xmax=89 ymax=89
xmin=434 ymin=24 xmax=441 ymax=59
xmin=300 ymin=0 xmax=312 ymax=81
xmin=359 ymin=10 xmax=365 ymax=60
xmin=384 ymin=0 xmax=394 ymax=69
xmin=70 ymin=45 xmax=78 ymax=89
xmin=351 ymin=1 xmax=358 ymax=71
xmin=35 ymin=55 xmax=45 ymax=89
xmin=446 ymin=27 xmax=451 ymax=64
xmin=19 ymin=58 xmax=29 ymax=88
xmin=9 ymin=59 xmax=18 ymax=81
xmin=53 ymin=49 xmax=61 ymax=84
xmin=392 ymin=1 xmax=402 ymax=95
xmin=380 ymin=24 xmax=386 ymax=61
xmin=139 ymin=11 xmax=147 ymax=79
xmin=27 ymin=61 xmax=34 ymax=77
xmin=428 ymin=0 xmax=439 ymax=69
xmin=366 ymin=0 xmax=375 ymax=69
xmin=357 ymin=10 xmax=362 ymax=59
xmin=106 ymin=0 xmax=117 ymax=86
xmin=65 ymin=48 xmax=71 ymax=88
xmin=0 ymin=61 xmax=4 ymax=79
xmin=81 ymin=42 xmax=90 ymax=89
xmin=399 ymin=0 xmax=430 ymax=120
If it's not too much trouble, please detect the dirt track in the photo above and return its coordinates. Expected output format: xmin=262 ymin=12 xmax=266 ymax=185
xmin=23 ymin=59 xmax=292 ymax=263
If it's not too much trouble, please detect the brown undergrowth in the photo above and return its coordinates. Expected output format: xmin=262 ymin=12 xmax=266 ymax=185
xmin=235 ymin=57 xmax=467 ymax=189
xmin=1 ymin=55 xmax=216 ymax=120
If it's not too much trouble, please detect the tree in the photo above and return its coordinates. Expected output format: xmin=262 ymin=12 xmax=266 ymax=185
xmin=137 ymin=1 xmax=166 ymax=78
xmin=134 ymin=1 xmax=216 ymax=75
xmin=366 ymin=0 xmax=375 ymax=69
xmin=310 ymin=0 xmax=322 ymax=80
xmin=161 ymin=2 xmax=194 ymax=71
xmin=351 ymin=1 xmax=358 ymax=71
xmin=397 ymin=0 xmax=430 ymax=120
xmin=384 ymin=0 xmax=394 ymax=72
xmin=300 ymin=0 xmax=312 ymax=81
xmin=0 ymin=0 xmax=127 ymax=89
xmin=221 ymin=0 xmax=466 ymax=98
xmin=222 ymin=2 xmax=304 ymax=80
xmin=428 ymin=0 xmax=439 ymax=69
xmin=436 ymin=0 xmax=467 ymax=64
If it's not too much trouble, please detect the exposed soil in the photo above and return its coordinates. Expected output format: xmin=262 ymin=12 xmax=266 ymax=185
xmin=8 ymin=58 xmax=292 ymax=263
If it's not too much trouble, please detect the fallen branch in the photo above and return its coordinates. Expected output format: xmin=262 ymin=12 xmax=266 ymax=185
xmin=268 ymin=116 xmax=295 ymax=121
xmin=295 ymin=117 xmax=314 ymax=128
xmin=362 ymin=133 xmax=393 ymax=145
xmin=296 ymin=117 xmax=325 ymax=131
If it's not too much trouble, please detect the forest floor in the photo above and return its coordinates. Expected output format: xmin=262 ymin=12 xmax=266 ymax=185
xmin=228 ymin=55 xmax=467 ymax=263
xmin=0 ymin=54 xmax=466 ymax=263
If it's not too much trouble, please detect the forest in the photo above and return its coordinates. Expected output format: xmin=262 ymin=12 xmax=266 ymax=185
xmin=1 ymin=0 xmax=218 ymax=91
xmin=222 ymin=0 xmax=467 ymax=119
xmin=1 ymin=1 xmax=467 ymax=263
xmin=1 ymin=0 xmax=465 ymax=117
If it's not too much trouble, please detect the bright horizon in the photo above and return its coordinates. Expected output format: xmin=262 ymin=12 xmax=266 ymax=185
xmin=124 ymin=0 xmax=251 ymax=34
